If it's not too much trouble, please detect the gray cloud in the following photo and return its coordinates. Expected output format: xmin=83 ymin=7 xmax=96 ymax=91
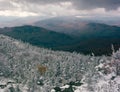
xmin=0 ymin=1 xmax=16 ymax=10
xmin=0 ymin=0 xmax=120 ymax=17
xmin=12 ymin=0 xmax=120 ymax=10
xmin=72 ymin=0 xmax=120 ymax=10
xmin=1 ymin=0 xmax=120 ymax=12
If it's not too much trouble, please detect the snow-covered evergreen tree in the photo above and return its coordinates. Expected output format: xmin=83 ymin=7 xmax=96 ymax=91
xmin=0 ymin=34 xmax=119 ymax=92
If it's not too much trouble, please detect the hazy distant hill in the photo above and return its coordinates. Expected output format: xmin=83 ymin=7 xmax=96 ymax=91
xmin=34 ymin=16 xmax=120 ymax=36
xmin=34 ymin=16 xmax=89 ymax=35
xmin=34 ymin=17 xmax=120 ymax=55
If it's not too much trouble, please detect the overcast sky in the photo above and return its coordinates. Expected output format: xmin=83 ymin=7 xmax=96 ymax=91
xmin=0 ymin=0 xmax=120 ymax=19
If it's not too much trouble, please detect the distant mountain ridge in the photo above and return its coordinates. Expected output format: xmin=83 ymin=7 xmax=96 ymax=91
xmin=34 ymin=16 xmax=89 ymax=35
xmin=34 ymin=17 xmax=120 ymax=35
xmin=34 ymin=17 xmax=120 ymax=55
xmin=0 ymin=22 xmax=120 ymax=55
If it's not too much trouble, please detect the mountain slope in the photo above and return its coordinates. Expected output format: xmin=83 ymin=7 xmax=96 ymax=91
xmin=34 ymin=17 xmax=120 ymax=55
xmin=1 ymin=23 xmax=120 ymax=55
xmin=0 ymin=25 xmax=76 ymax=48
xmin=0 ymin=35 xmax=119 ymax=92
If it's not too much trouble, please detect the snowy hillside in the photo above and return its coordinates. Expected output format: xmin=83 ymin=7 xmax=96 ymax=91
xmin=0 ymin=34 xmax=120 ymax=92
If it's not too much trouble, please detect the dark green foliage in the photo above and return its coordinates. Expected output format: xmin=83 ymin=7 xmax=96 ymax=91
xmin=68 ymin=81 xmax=83 ymax=86
xmin=97 ymin=67 xmax=103 ymax=71
xmin=9 ymin=87 xmax=15 ymax=92
xmin=54 ymin=87 xmax=61 ymax=92
xmin=0 ymin=85 xmax=6 ymax=89
xmin=54 ymin=85 xmax=74 ymax=92
xmin=57 ymin=81 xmax=83 ymax=92
xmin=111 ymin=76 xmax=116 ymax=80
xmin=37 ymin=80 xmax=44 ymax=86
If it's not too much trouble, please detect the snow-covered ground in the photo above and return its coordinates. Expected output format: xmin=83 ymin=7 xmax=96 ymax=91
xmin=0 ymin=34 xmax=120 ymax=92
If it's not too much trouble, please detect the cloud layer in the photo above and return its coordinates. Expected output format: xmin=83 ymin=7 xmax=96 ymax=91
xmin=12 ymin=0 xmax=120 ymax=10
xmin=0 ymin=0 xmax=120 ymax=17
xmin=73 ymin=0 xmax=120 ymax=10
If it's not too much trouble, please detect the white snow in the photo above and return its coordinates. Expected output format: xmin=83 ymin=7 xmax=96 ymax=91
xmin=95 ymin=63 xmax=104 ymax=69
xmin=60 ymin=85 xmax=69 ymax=89
xmin=74 ymin=84 xmax=89 ymax=92
xmin=104 ymin=72 xmax=116 ymax=80
xmin=51 ymin=89 xmax=55 ymax=92
xmin=0 ymin=34 xmax=120 ymax=92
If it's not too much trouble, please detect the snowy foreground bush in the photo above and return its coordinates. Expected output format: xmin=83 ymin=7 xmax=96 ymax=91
xmin=0 ymin=34 xmax=120 ymax=92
